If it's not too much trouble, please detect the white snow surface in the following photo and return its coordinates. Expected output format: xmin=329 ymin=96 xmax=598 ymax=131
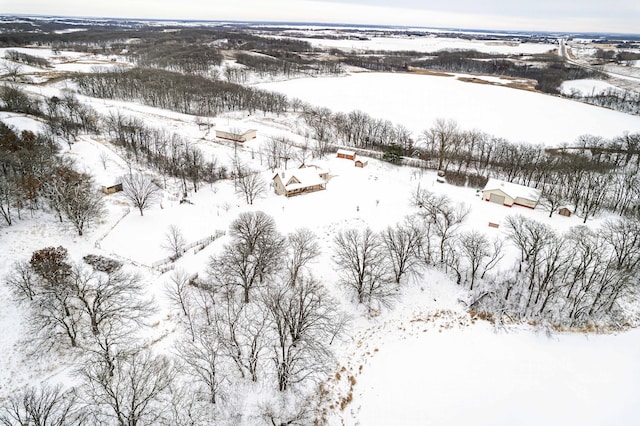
xmin=342 ymin=320 xmax=640 ymax=426
xmin=560 ymin=79 xmax=623 ymax=96
xmin=257 ymin=72 xmax=640 ymax=146
xmin=293 ymin=35 xmax=556 ymax=55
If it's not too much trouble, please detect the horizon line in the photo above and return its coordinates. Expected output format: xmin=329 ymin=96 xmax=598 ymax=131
xmin=3 ymin=13 xmax=640 ymax=38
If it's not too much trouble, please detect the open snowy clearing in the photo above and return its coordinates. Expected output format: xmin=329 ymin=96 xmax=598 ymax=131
xmin=257 ymin=72 xmax=640 ymax=146
xmin=284 ymin=34 xmax=556 ymax=55
xmin=560 ymin=78 xmax=624 ymax=96
xmin=341 ymin=321 xmax=640 ymax=426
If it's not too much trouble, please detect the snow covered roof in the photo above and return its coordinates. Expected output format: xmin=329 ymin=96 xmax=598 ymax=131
xmin=275 ymin=167 xmax=328 ymax=191
xmin=337 ymin=149 xmax=356 ymax=156
xmin=215 ymin=126 xmax=256 ymax=135
xmin=482 ymin=178 xmax=541 ymax=201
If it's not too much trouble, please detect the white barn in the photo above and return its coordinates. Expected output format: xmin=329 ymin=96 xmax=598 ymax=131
xmin=482 ymin=178 xmax=541 ymax=209
xmin=215 ymin=127 xmax=257 ymax=142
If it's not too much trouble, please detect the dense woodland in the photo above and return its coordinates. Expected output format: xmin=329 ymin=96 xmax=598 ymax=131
xmin=2 ymin=17 xmax=640 ymax=425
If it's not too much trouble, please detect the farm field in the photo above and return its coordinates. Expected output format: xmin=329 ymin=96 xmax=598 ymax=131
xmin=257 ymin=72 xmax=640 ymax=146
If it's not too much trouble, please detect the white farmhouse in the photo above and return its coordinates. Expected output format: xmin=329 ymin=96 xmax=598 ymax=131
xmin=272 ymin=164 xmax=329 ymax=197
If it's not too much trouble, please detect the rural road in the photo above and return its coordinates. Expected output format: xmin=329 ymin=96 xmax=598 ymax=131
xmin=558 ymin=38 xmax=640 ymax=85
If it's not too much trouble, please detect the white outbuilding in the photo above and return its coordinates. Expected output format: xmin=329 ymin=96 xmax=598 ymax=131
xmin=481 ymin=178 xmax=541 ymax=209
xmin=214 ymin=127 xmax=257 ymax=142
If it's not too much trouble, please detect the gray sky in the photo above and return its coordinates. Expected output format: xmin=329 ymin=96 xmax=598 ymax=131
xmin=5 ymin=0 xmax=640 ymax=33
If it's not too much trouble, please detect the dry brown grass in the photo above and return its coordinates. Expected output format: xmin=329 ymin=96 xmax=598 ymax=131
xmin=457 ymin=76 xmax=494 ymax=85
xmin=405 ymin=66 xmax=453 ymax=77
xmin=469 ymin=309 xmax=495 ymax=324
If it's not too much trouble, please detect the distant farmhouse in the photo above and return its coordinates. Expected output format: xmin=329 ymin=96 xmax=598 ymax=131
xmin=272 ymin=164 xmax=329 ymax=197
xmin=336 ymin=149 xmax=356 ymax=160
xmin=482 ymin=178 xmax=541 ymax=208
xmin=558 ymin=206 xmax=574 ymax=217
xmin=99 ymin=177 xmax=123 ymax=195
xmin=215 ymin=127 xmax=257 ymax=142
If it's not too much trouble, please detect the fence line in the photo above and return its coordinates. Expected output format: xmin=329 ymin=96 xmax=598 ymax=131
xmin=94 ymin=207 xmax=131 ymax=249
xmin=151 ymin=230 xmax=226 ymax=272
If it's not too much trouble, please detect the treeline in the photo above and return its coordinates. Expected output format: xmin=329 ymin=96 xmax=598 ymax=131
xmin=565 ymin=88 xmax=640 ymax=115
xmin=472 ymin=214 xmax=640 ymax=327
xmin=0 ymin=84 xmax=42 ymax=116
xmin=402 ymin=190 xmax=640 ymax=328
xmin=103 ymin=111 xmax=226 ymax=193
xmin=235 ymin=52 xmax=342 ymax=79
xmin=4 ymin=49 xmax=50 ymax=68
xmin=73 ymin=67 xmax=289 ymax=116
xmin=135 ymin=44 xmax=224 ymax=76
xmin=412 ymin=51 xmax=602 ymax=94
xmin=418 ymin=119 xmax=640 ymax=220
xmin=301 ymin=104 xmax=414 ymax=157
xmin=0 ymin=122 xmax=104 ymax=235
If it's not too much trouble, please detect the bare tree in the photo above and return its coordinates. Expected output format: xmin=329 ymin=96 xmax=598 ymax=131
xmin=456 ymin=230 xmax=503 ymax=290
xmin=0 ymin=176 xmax=18 ymax=226
xmin=175 ymin=329 xmax=226 ymax=405
xmin=69 ymin=267 xmax=153 ymax=339
xmin=165 ymin=269 xmax=198 ymax=340
xmin=235 ymin=163 xmax=265 ymax=205
xmin=259 ymin=393 xmax=316 ymax=426
xmin=421 ymin=118 xmax=461 ymax=172
xmin=98 ymin=150 xmax=110 ymax=170
xmin=0 ymin=385 xmax=83 ymax=426
xmin=381 ymin=217 xmax=422 ymax=284
xmin=81 ymin=350 xmax=175 ymax=426
xmin=163 ymin=224 xmax=186 ymax=260
xmin=17 ymin=247 xmax=81 ymax=350
xmin=333 ymin=228 xmax=395 ymax=310
xmin=1 ymin=61 xmax=23 ymax=82
xmin=577 ymin=170 xmax=609 ymax=223
xmin=415 ymin=189 xmax=469 ymax=265
xmin=505 ymin=214 xmax=555 ymax=268
xmin=263 ymin=136 xmax=284 ymax=172
xmin=210 ymin=212 xmax=285 ymax=303
xmin=8 ymin=248 xmax=153 ymax=354
xmin=122 ymin=172 xmax=161 ymax=216
xmin=60 ymin=175 xmax=105 ymax=236
xmin=601 ymin=217 xmax=640 ymax=272
xmin=286 ymin=228 xmax=320 ymax=286
xmin=540 ymin=178 xmax=566 ymax=218
xmin=213 ymin=294 xmax=268 ymax=382
xmin=263 ymin=276 xmax=345 ymax=392
xmin=5 ymin=260 xmax=38 ymax=302
xmin=303 ymin=106 xmax=333 ymax=157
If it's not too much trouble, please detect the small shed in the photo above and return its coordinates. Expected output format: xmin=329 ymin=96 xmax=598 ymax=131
xmin=482 ymin=178 xmax=541 ymax=209
xmin=558 ymin=206 xmax=573 ymax=217
xmin=101 ymin=183 xmax=123 ymax=194
xmin=337 ymin=149 xmax=356 ymax=160
xmin=215 ymin=127 xmax=257 ymax=142
xmin=354 ymin=159 xmax=368 ymax=168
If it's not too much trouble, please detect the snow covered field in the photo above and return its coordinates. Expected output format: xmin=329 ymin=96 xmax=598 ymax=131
xmin=285 ymin=34 xmax=556 ymax=55
xmin=344 ymin=321 xmax=640 ymax=426
xmin=560 ymin=78 xmax=623 ymax=96
xmin=258 ymin=72 xmax=640 ymax=146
